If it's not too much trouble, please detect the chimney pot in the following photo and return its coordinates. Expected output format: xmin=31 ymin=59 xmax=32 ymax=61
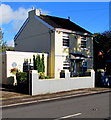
xmin=35 ymin=9 xmax=41 ymax=16
xmin=28 ymin=9 xmax=41 ymax=18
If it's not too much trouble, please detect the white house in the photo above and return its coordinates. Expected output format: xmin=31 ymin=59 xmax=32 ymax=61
xmin=14 ymin=9 xmax=93 ymax=78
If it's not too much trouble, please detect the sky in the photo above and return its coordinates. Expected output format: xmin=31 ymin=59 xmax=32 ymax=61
xmin=0 ymin=2 xmax=110 ymax=47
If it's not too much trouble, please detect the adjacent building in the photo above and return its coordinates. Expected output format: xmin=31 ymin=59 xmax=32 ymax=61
xmin=14 ymin=9 xmax=93 ymax=78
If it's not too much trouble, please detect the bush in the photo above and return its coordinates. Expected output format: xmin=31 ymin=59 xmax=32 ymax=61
xmin=16 ymin=72 xmax=27 ymax=84
xmin=45 ymin=76 xmax=49 ymax=79
xmin=39 ymin=72 xmax=49 ymax=79
xmin=39 ymin=72 xmax=45 ymax=79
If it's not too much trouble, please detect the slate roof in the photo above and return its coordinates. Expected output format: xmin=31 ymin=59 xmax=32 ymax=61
xmin=39 ymin=14 xmax=92 ymax=34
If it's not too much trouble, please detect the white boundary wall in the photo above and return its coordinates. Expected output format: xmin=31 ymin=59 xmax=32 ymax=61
xmin=1 ymin=51 xmax=48 ymax=85
xmin=31 ymin=70 xmax=95 ymax=95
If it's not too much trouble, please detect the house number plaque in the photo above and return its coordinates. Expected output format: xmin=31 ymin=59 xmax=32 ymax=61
xmin=12 ymin=62 xmax=17 ymax=67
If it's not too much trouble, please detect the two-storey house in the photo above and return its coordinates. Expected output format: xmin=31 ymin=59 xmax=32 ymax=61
xmin=14 ymin=9 xmax=93 ymax=78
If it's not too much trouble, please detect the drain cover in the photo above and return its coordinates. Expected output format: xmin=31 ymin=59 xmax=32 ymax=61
xmin=91 ymin=108 xmax=98 ymax=111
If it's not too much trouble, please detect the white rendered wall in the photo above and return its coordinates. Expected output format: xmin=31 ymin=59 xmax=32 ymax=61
xmin=2 ymin=51 xmax=48 ymax=84
xmin=31 ymin=70 xmax=95 ymax=95
xmin=54 ymin=31 xmax=63 ymax=78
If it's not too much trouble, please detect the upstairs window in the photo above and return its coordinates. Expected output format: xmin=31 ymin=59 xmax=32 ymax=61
xmin=63 ymin=33 xmax=69 ymax=47
xmin=80 ymin=36 xmax=87 ymax=48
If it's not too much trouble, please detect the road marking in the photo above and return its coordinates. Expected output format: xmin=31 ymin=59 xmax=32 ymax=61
xmin=54 ymin=113 xmax=82 ymax=120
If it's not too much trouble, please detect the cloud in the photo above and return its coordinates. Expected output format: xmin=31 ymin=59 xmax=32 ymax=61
xmin=0 ymin=4 xmax=29 ymax=24
xmin=0 ymin=3 xmax=50 ymax=43
xmin=0 ymin=4 xmax=50 ymax=25
xmin=7 ymin=40 xmax=14 ymax=47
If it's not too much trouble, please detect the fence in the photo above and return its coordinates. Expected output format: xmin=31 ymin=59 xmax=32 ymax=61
xmin=29 ymin=70 xmax=95 ymax=95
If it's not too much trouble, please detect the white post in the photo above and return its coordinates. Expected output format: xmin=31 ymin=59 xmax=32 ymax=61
xmin=65 ymin=70 xmax=70 ymax=79
xmin=91 ymin=69 xmax=95 ymax=88
xmin=31 ymin=70 xmax=39 ymax=95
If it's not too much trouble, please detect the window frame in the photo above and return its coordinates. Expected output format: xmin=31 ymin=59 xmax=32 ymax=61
xmin=80 ymin=36 xmax=87 ymax=49
xmin=63 ymin=33 xmax=70 ymax=47
xmin=63 ymin=59 xmax=70 ymax=70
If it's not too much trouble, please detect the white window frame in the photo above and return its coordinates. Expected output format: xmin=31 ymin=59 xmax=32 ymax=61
xmin=63 ymin=59 xmax=70 ymax=70
xmin=63 ymin=33 xmax=70 ymax=47
xmin=80 ymin=36 xmax=87 ymax=49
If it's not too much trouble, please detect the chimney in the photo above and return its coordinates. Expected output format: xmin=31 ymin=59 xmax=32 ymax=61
xmin=28 ymin=9 xmax=41 ymax=18
xmin=35 ymin=9 xmax=41 ymax=16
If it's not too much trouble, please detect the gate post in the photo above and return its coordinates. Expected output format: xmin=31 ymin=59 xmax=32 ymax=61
xmin=91 ymin=69 xmax=95 ymax=88
xmin=29 ymin=70 xmax=38 ymax=95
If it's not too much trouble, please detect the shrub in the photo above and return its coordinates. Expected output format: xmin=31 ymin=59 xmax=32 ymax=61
xmin=45 ymin=76 xmax=49 ymax=79
xmin=16 ymin=72 xmax=27 ymax=84
xmin=39 ymin=72 xmax=45 ymax=79
xmin=39 ymin=72 xmax=49 ymax=79
xmin=33 ymin=53 xmax=45 ymax=73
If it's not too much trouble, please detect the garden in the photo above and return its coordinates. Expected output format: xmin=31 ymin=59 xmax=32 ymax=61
xmin=9 ymin=53 xmax=49 ymax=94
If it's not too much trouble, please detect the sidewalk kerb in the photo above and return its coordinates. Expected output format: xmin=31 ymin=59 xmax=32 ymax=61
xmin=1 ymin=89 xmax=111 ymax=109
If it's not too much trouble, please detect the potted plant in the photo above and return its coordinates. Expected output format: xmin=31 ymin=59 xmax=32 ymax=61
xmin=10 ymin=68 xmax=19 ymax=85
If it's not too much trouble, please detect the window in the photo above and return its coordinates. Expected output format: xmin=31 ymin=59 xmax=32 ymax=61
xmin=63 ymin=60 xmax=70 ymax=70
xmin=63 ymin=33 xmax=69 ymax=47
xmin=80 ymin=36 xmax=87 ymax=48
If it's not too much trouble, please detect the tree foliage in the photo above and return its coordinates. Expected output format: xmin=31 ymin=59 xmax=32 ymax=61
xmin=94 ymin=31 xmax=111 ymax=72
xmin=41 ymin=53 xmax=45 ymax=73
xmin=0 ymin=28 xmax=14 ymax=52
xmin=33 ymin=53 xmax=45 ymax=73
xmin=0 ymin=29 xmax=7 ymax=52
xmin=94 ymin=31 xmax=111 ymax=54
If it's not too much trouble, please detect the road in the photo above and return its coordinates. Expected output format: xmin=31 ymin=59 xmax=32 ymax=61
xmin=2 ymin=92 xmax=110 ymax=119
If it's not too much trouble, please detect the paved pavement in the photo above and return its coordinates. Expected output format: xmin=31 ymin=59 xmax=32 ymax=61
xmin=1 ymin=86 xmax=111 ymax=108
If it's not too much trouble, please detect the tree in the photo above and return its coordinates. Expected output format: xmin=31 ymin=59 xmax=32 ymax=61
xmin=0 ymin=28 xmax=3 ymax=40
xmin=94 ymin=31 xmax=111 ymax=54
xmin=0 ymin=28 xmax=14 ymax=52
xmin=0 ymin=28 xmax=3 ymax=47
xmin=33 ymin=53 xmax=45 ymax=73
xmin=36 ymin=54 xmax=41 ymax=72
xmin=93 ymin=31 xmax=111 ymax=72
xmin=33 ymin=55 xmax=36 ymax=70
xmin=0 ymin=28 xmax=7 ymax=52
xmin=41 ymin=53 xmax=45 ymax=73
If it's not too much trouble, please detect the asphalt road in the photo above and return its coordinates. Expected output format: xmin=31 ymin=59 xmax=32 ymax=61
xmin=2 ymin=92 xmax=110 ymax=119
